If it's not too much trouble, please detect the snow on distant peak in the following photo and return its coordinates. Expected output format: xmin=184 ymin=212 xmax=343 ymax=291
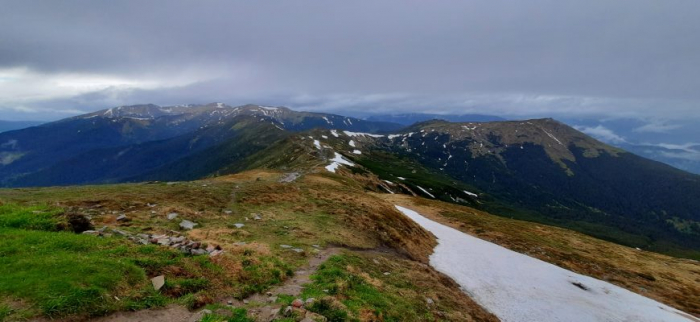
xmin=322 ymin=116 xmax=333 ymax=125
xmin=259 ymin=105 xmax=278 ymax=110
xmin=394 ymin=205 xmax=693 ymax=322
xmin=215 ymin=102 xmax=225 ymax=108
xmin=343 ymin=131 xmax=384 ymax=138
xmin=325 ymin=152 xmax=355 ymax=173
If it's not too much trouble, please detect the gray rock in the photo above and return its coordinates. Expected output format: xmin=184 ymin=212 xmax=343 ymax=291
xmin=234 ymin=223 xmax=244 ymax=228
xmin=426 ymin=297 xmax=435 ymax=305
xmin=191 ymin=249 xmax=207 ymax=256
xmin=116 ymin=214 xmax=129 ymax=221
xmin=223 ymin=210 xmax=232 ymax=215
xmin=268 ymin=296 xmax=278 ymax=303
xmin=253 ymin=214 xmax=262 ymax=220
xmin=280 ymin=245 xmax=293 ymax=249
xmin=179 ymin=219 xmax=197 ymax=230
xmin=292 ymin=248 xmax=305 ymax=253
xmin=167 ymin=213 xmax=179 ymax=220
xmin=305 ymin=298 xmax=315 ymax=305
xmin=151 ymin=275 xmax=165 ymax=291
xmin=82 ymin=230 xmax=99 ymax=235
xmin=283 ymin=306 xmax=293 ymax=316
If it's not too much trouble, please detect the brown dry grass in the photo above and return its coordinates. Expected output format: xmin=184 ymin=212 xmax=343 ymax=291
xmin=379 ymin=193 xmax=700 ymax=317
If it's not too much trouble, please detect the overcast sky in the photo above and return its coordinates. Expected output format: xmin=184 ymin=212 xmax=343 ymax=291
xmin=1 ymin=0 xmax=699 ymax=123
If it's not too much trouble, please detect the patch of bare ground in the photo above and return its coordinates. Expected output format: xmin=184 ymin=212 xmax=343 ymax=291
xmin=379 ymin=193 xmax=700 ymax=317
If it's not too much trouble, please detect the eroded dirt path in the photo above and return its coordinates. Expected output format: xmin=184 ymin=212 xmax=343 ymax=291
xmin=89 ymin=247 xmax=342 ymax=322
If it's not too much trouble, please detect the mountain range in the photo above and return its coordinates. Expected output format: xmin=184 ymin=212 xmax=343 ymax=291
xmin=1 ymin=103 xmax=699 ymax=260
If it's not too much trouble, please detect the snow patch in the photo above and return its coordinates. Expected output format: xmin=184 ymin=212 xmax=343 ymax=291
xmin=463 ymin=190 xmax=478 ymax=198
xmin=543 ymin=129 xmax=563 ymax=145
xmin=325 ymin=152 xmax=355 ymax=173
xmin=330 ymin=130 xmax=339 ymax=137
xmin=343 ymin=131 xmax=384 ymax=138
xmin=349 ymin=140 xmax=356 ymax=147
xmin=321 ymin=135 xmax=328 ymax=139
xmin=394 ymin=206 xmax=693 ymax=322
xmin=352 ymin=150 xmax=362 ymax=155
xmin=416 ymin=186 xmax=435 ymax=198
xmin=313 ymin=140 xmax=321 ymax=150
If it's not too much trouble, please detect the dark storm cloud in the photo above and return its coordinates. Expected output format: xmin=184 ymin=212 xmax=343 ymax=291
xmin=1 ymin=0 xmax=699 ymax=121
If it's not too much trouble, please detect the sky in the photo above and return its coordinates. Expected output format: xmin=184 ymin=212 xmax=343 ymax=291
xmin=1 ymin=0 xmax=699 ymax=125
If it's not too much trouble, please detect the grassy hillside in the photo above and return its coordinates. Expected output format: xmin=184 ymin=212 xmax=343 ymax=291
xmin=0 ymin=169 xmax=697 ymax=320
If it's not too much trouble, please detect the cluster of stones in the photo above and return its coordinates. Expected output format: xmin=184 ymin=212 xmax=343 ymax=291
xmin=82 ymin=226 xmax=224 ymax=257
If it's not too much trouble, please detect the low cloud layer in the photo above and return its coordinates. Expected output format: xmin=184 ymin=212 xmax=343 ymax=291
xmin=1 ymin=1 xmax=699 ymax=122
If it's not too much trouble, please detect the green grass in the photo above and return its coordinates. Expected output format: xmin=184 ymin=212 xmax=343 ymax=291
xmin=0 ymin=204 xmax=223 ymax=319
xmin=301 ymin=254 xmax=433 ymax=322
xmin=199 ymin=305 xmax=254 ymax=322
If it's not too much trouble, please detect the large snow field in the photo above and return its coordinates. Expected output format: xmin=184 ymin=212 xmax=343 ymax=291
xmin=395 ymin=205 xmax=694 ymax=322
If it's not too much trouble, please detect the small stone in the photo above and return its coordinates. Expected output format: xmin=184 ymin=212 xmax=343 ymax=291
xmin=426 ymin=297 xmax=435 ymax=305
xmin=243 ymin=299 xmax=249 ymax=304
xmin=116 ymin=214 xmax=129 ymax=222
xmin=157 ymin=238 xmax=170 ymax=246
xmin=292 ymin=298 xmax=304 ymax=308
xmin=179 ymin=219 xmax=197 ymax=230
xmin=151 ymin=275 xmax=165 ymax=291
xmin=268 ymin=296 xmax=277 ymax=303
xmin=209 ymin=250 xmax=224 ymax=257
xmin=305 ymin=298 xmax=315 ymax=305
xmin=167 ymin=213 xmax=178 ymax=220
xmin=191 ymin=249 xmax=207 ymax=256
xmin=227 ymin=300 xmax=233 ymax=305
xmin=283 ymin=306 xmax=293 ymax=316
xmin=223 ymin=210 xmax=232 ymax=214
xmin=234 ymin=223 xmax=244 ymax=228
xmin=312 ymin=244 xmax=320 ymax=248
xmin=253 ymin=214 xmax=262 ymax=220
xmin=280 ymin=245 xmax=293 ymax=249
xmin=82 ymin=230 xmax=99 ymax=235
xmin=292 ymin=248 xmax=304 ymax=253
xmin=383 ymin=272 xmax=391 ymax=276
xmin=201 ymin=309 xmax=212 ymax=315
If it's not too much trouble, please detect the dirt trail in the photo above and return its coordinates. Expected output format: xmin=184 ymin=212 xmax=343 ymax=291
xmin=88 ymin=247 xmax=342 ymax=322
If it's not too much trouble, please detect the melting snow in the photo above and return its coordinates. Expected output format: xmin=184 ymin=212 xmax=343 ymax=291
xmin=330 ymin=130 xmax=339 ymax=137
xmin=352 ymin=150 xmax=362 ymax=155
xmin=543 ymin=129 xmax=564 ymax=145
xmin=325 ymin=152 xmax=355 ymax=173
xmin=322 ymin=116 xmax=332 ymax=125
xmin=313 ymin=140 xmax=321 ymax=150
xmin=321 ymin=135 xmax=328 ymax=139
xmin=349 ymin=140 xmax=356 ymax=147
xmin=388 ymin=134 xmax=402 ymax=139
xmin=259 ymin=105 xmax=278 ymax=110
xmin=394 ymin=206 xmax=694 ymax=322
xmin=416 ymin=186 xmax=435 ymax=198
xmin=397 ymin=177 xmax=406 ymax=180
xmin=343 ymin=131 xmax=384 ymax=138
xmin=463 ymin=190 xmax=478 ymax=198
